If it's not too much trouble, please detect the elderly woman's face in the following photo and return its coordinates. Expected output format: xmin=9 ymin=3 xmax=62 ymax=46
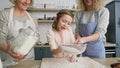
xmin=15 ymin=0 xmax=31 ymax=10
xmin=83 ymin=0 xmax=93 ymax=6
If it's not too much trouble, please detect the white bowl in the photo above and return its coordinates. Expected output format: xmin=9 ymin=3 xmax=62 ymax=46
xmin=61 ymin=43 xmax=86 ymax=55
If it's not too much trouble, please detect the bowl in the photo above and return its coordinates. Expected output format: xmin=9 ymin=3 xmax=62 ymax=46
xmin=61 ymin=43 xmax=86 ymax=55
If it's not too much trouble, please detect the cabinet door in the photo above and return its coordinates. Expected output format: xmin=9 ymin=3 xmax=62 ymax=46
xmin=34 ymin=47 xmax=43 ymax=60
xmin=34 ymin=47 xmax=53 ymax=60
xmin=115 ymin=1 xmax=120 ymax=57
xmin=42 ymin=47 xmax=53 ymax=58
xmin=106 ymin=0 xmax=120 ymax=57
xmin=106 ymin=1 xmax=115 ymax=43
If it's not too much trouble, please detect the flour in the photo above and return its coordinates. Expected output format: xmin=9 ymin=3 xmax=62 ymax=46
xmin=41 ymin=57 xmax=106 ymax=68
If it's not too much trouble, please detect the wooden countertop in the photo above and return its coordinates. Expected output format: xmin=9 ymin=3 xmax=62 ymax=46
xmin=8 ymin=60 xmax=41 ymax=68
xmin=94 ymin=57 xmax=120 ymax=68
xmin=35 ymin=42 xmax=116 ymax=48
xmin=8 ymin=57 xmax=119 ymax=68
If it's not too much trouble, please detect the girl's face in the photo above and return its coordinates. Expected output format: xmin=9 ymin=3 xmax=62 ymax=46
xmin=57 ymin=15 xmax=73 ymax=31
xmin=83 ymin=0 xmax=93 ymax=6
xmin=15 ymin=0 xmax=31 ymax=11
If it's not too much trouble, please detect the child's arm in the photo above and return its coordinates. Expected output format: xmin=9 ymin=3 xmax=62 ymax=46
xmin=46 ymin=28 xmax=64 ymax=57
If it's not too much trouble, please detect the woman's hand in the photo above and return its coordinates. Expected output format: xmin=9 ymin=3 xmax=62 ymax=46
xmin=6 ymin=43 xmax=25 ymax=60
xmin=75 ymin=34 xmax=81 ymax=43
xmin=75 ymin=34 xmax=86 ymax=44
xmin=77 ymin=37 xmax=86 ymax=44
xmin=7 ymin=50 xmax=25 ymax=60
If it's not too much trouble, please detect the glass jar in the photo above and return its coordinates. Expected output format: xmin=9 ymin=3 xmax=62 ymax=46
xmin=10 ymin=27 xmax=39 ymax=55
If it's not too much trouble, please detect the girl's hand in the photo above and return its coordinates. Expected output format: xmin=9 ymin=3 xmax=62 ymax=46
xmin=66 ymin=54 xmax=79 ymax=63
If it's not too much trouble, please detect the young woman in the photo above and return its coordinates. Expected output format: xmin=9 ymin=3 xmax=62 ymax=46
xmin=75 ymin=0 xmax=110 ymax=58
xmin=46 ymin=9 xmax=78 ymax=62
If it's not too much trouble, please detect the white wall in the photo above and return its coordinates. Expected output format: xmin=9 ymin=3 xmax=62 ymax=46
xmin=0 ymin=0 xmax=13 ymax=11
xmin=0 ymin=0 xmax=114 ymax=43
xmin=105 ymin=0 xmax=114 ymax=5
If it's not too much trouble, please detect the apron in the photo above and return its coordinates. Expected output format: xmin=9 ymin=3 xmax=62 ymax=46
xmin=0 ymin=57 xmax=3 ymax=68
xmin=79 ymin=12 xmax=105 ymax=58
xmin=8 ymin=8 xmax=36 ymax=60
xmin=0 ymin=8 xmax=36 ymax=67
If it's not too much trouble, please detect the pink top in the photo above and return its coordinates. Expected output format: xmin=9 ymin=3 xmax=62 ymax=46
xmin=46 ymin=27 xmax=75 ymax=50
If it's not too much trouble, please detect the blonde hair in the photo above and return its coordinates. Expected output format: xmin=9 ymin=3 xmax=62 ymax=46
xmin=77 ymin=0 xmax=105 ymax=11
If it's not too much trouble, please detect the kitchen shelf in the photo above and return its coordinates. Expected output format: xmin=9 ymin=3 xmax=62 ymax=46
xmin=28 ymin=7 xmax=78 ymax=23
xmin=27 ymin=8 xmax=79 ymax=12
xmin=37 ymin=20 xmax=76 ymax=23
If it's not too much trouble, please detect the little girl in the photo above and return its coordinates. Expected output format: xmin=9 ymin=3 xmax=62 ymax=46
xmin=46 ymin=9 xmax=78 ymax=62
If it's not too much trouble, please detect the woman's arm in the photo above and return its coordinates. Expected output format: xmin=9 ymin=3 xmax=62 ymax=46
xmin=78 ymin=32 xmax=99 ymax=43
xmin=74 ymin=12 xmax=82 ymax=43
xmin=81 ymin=7 xmax=110 ymax=43
xmin=76 ymin=7 xmax=110 ymax=43
xmin=95 ymin=7 xmax=110 ymax=40
xmin=0 ymin=9 xmax=25 ymax=60
xmin=0 ymin=9 xmax=10 ymax=52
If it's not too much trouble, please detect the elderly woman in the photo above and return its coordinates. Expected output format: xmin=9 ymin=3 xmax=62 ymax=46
xmin=0 ymin=0 xmax=39 ymax=64
xmin=75 ymin=0 xmax=110 ymax=58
